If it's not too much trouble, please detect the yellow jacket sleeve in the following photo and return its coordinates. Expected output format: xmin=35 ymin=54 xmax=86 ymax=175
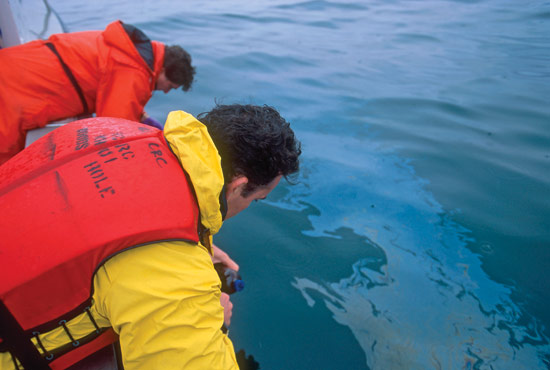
xmin=93 ymin=240 xmax=239 ymax=369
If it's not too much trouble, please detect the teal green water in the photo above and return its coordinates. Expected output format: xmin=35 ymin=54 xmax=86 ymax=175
xmin=51 ymin=0 xmax=550 ymax=368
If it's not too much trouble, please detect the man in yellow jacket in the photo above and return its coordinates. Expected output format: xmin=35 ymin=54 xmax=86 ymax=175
xmin=0 ymin=104 xmax=301 ymax=369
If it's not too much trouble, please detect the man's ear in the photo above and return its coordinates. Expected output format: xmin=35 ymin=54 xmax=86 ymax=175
xmin=226 ymin=176 xmax=249 ymax=198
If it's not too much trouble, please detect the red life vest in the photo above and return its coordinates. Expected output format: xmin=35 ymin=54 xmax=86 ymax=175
xmin=0 ymin=117 xmax=201 ymax=368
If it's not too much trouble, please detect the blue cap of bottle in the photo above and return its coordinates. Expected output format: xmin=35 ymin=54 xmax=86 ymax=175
xmin=234 ymin=279 xmax=245 ymax=292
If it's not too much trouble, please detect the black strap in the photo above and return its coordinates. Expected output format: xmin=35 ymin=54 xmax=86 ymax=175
xmin=0 ymin=299 xmax=50 ymax=369
xmin=84 ymin=307 xmax=101 ymax=334
xmin=45 ymin=42 xmax=90 ymax=115
xmin=10 ymin=351 xmax=21 ymax=370
xmin=114 ymin=340 xmax=125 ymax=370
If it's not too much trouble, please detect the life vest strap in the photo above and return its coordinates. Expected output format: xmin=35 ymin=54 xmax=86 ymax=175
xmin=0 ymin=301 xmax=114 ymax=367
xmin=0 ymin=299 xmax=50 ymax=369
xmin=84 ymin=307 xmax=102 ymax=334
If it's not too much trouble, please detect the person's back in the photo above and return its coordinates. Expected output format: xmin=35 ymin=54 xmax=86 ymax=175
xmin=0 ymin=31 xmax=101 ymax=143
xmin=46 ymin=30 xmax=103 ymax=109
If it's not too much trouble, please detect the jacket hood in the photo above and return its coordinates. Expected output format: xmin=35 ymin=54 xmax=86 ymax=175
xmin=101 ymin=20 xmax=164 ymax=87
xmin=163 ymin=111 xmax=224 ymax=235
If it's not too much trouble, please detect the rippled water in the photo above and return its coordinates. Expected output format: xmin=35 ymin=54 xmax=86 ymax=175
xmin=50 ymin=0 xmax=550 ymax=368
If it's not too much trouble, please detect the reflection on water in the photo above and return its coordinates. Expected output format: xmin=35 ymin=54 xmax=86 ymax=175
xmin=274 ymin=131 xmax=550 ymax=369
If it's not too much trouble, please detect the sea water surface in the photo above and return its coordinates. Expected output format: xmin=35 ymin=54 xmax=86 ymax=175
xmin=50 ymin=0 xmax=550 ymax=368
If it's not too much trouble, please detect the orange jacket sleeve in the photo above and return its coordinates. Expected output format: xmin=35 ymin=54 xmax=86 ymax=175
xmin=95 ymin=66 xmax=153 ymax=122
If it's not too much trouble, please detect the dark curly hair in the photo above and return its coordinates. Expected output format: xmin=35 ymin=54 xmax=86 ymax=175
xmin=198 ymin=104 xmax=301 ymax=195
xmin=164 ymin=45 xmax=195 ymax=91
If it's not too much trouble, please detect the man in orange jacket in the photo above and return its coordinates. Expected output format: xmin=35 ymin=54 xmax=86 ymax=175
xmin=0 ymin=20 xmax=195 ymax=165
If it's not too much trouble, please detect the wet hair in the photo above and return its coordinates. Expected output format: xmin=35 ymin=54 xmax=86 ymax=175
xmin=164 ymin=45 xmax=195 ymax=91
xmin=198 ymin=104 xmax=301 ymax=195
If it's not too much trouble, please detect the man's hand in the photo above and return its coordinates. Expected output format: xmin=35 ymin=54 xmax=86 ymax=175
xmin=220 ymin=292 xmax=233 ymax=326
xmin=211 ymin=244 xmax=239 ymax=271
xmin=236 ymin=350 xmax=261 ymax=370
xmin=213 ymin=244 xmax=238 ymax=327
xmin=140 ymin=111 xmax=163 ymax=129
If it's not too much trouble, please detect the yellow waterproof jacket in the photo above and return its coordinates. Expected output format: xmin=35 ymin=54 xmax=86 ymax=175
xmin=0 ymin=111 xmax=239 ymax=369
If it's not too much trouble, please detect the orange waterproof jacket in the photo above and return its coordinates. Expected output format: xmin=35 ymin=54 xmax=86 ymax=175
xmin=0 ymin=20 xmax=165 ymax=164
